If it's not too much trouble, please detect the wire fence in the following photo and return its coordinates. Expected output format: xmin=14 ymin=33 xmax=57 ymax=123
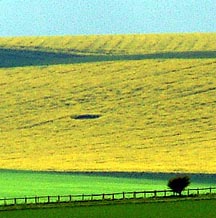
xmin=0 ymin=187 xmax=215 ymax=206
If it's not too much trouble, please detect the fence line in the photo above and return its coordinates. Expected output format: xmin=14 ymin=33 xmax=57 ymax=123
xmin=0 ymin=187 xmax=215 ymax=206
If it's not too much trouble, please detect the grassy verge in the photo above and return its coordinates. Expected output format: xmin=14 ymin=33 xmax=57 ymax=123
xmin=0 ymin=198 xmax=215 ymax=218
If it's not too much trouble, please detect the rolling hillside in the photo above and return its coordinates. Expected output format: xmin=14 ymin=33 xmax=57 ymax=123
xmin=1 ymin=33 xmax=216 ymax=55
xmin=0 ymin=33 xmax=216 ymax=173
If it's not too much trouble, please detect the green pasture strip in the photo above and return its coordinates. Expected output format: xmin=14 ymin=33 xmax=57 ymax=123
xmin=0 ymin=198 xmax=215 ymax=218
xmin=0 ymin=170 xmax=215 ymax=199
xmin=0 ymin=170 xmax=166 ymax=198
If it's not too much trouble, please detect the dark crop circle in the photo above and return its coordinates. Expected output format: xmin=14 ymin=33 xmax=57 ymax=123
xmin=72 ymin=114 xmax=101 ymax=120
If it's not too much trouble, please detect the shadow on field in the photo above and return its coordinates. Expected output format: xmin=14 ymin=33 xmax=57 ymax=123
xmin=62 ymin=171 xmax=216 ymax=182
xmin=0 ymin=169 xmax=215 ymax=185
xmin=1 ymin=48 xmax=216 ymax=68
xmin=0 ymin=48 xmax=84 ymax=68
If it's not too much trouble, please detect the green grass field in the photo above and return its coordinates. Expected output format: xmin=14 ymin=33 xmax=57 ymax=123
xmin=0 ymin=33 xmax=216 ymax=173
xmin=0 ymin=170 xmax=214 ymax=198
xmin=0 ymin=199 xmax=215 ymax=218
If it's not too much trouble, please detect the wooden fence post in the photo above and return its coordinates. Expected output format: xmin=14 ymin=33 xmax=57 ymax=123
xmin=82 ymin=194 xmax=84 ymax=201
xmin=102 ymin=194 xmax=105 ymax=200
xmin=164 ymin=190 xmax=166 ymax=197
xmin=14 ymin=198 xmax=17 ymax=205
xmin=122 ymin=192 xmax=125 ymax=200
xmin=133 ymin=192 xmax=136 ymax=199
xmin=48 ymin=196 xmax=50 ymax=204
xmin=187 ymin=189 xmax=190 ymax=196
xmin=209 ymin=187 xmax=212 ymax=194
xmin=57 ymin=196 xmax=60 ymax=203
xmin=112 ymin=193 xmax=115 ymax=200
xmin=25 ymin=197 xmax=27 ymax=204
xmin=35 ymin=196 xmax=37 ymax=204
xmin=69 ymin=195 xmax=72 ymax=202
xmin=197 ymin=188 xmax=199 ymax=195
xmin=154 ymin=190 xmax=157 ymax=198
xmin=143 ymin=191 xmax=146 ymax=198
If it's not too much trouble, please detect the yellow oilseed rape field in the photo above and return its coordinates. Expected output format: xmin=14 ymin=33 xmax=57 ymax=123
xmin=0 ymin=33 xmax=216 ymax=55
xmin=0 ymin=33 xmax=216 ymax=173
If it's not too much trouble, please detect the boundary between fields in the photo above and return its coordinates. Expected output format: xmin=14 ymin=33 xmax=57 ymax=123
xmin=0 ymin=187 xmax=215 ymax=211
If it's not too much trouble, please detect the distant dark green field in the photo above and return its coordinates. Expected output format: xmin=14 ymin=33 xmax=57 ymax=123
xmin=0 ymin=199 xmax=215 ymax=218
xmin=1 ymin=47 xmax=216 ymax=68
